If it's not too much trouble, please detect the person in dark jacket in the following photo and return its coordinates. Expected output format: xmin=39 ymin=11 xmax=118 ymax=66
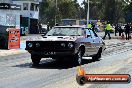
xmin=118 ymin=25 xmax=123 ymax=36
xmin=47 ymin=22 xmax=50 ymax=32
xmin=91 ymin=22 xmax=95 ymax=32
xmin=115 ymin=24 xmax=119 ymax=36
xmin=124 ymin=23 xmax=131 ymax=40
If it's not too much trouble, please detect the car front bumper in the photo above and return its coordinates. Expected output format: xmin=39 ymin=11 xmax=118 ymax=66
xmin=28 ymin=50 xmax=76 ymax=58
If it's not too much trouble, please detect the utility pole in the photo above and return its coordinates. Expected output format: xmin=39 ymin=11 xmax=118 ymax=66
xmin=55 ymin=0 xmax=57 ymax=25
xmin=87 ymin=0 xmax=89 ymax=26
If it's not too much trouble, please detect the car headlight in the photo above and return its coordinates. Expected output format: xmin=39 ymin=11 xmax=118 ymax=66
xmin=68 ymin=43 xmax=74 ymax=48
xmin=36 ymin=43 xmax=40 ymax=47
xmin=61 ymin=43 xmax=66 ymax=47
xmin=28 ymin=43 xmax=33 ymax=48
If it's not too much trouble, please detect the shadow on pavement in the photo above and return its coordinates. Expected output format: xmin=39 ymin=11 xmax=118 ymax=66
xmin=13 ymin=58 xmax=101 ymax=69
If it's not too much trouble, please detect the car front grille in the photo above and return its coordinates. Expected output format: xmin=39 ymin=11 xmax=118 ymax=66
xmin=26 ymin=41 xmax=74 ymax=51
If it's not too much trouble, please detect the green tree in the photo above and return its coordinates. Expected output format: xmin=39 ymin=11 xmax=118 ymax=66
xmin=124 ymin=2 xmax=132 ymax=22
xmin=39 ymin=0 xmax=82 ymax=26
xmin=82 ymin=0 xmax=127 ymax=23
xmin=39 ymin=0 xmax=130 ymax=26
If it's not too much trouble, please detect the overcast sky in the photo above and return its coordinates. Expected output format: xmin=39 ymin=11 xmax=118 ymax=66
xmin=78 ymin=0 xmax=83 ymax=5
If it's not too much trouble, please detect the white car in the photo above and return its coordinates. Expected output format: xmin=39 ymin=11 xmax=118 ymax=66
xmin=25 ymin=26 xmax=106 ymax=66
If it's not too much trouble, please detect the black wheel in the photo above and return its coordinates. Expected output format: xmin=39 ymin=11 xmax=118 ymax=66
xmin=97 ymin=48 xmax=102 ymax=58
xmin=75 ymin=50 xmax=83 ymax=65
xmin=76 ymin=75 xmax=86 ymax=85
xmin=92 ymin=48 xmax=102 ymax=61
xmin=31 ymin=55 xmax=41 ymax=66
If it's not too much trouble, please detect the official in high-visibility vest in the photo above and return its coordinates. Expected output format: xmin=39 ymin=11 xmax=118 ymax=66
xmin=88 ymin=23 xmax=92 ymax=29
xmin=106 ymin=24 xmax=111 ymax=31
xmin=103 ymin=22 xmax=111 ymax=40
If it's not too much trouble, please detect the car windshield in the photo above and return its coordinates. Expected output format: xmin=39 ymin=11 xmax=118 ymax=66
xmin=46 ymin=27 xmax=83 ymax=36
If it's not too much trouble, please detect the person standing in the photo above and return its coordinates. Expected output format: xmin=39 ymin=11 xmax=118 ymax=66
xmin=124 ymin=23 xmax=130 ymax=40
xmin=103 ymin=22 xmax=111 ymax=40
xmin=130 ymin=23 xmax=132 ymax=32
xmin=115 ymin=24 xmax=119 ymax=36
xmin=118 ymin=25 xmax=123 ymax=36
xmin=91 ymin=22 xmax=95 ymax=31
xmin=47 ymin=22 xmax=50 ymax=32
xmin=38 ymin=23 xmax=42 ymax=33
xmin=88 ymin=22 xmax=92 ymax=29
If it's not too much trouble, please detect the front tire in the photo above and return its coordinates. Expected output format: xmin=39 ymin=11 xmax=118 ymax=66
xmin=31 ymin=55 xmax=41 ymax=66
xmin=75 ymin=50 xmax=83 ymax=65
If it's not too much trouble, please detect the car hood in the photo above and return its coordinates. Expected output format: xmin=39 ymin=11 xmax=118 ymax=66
xmin=29 ymin=36 xmax=83 ymax=42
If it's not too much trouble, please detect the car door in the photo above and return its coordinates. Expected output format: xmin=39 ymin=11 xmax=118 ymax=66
xmin=89 ymin=30 xmax=101 ymax=54
xmin=81 ymin=29 xmax=97 ymax=56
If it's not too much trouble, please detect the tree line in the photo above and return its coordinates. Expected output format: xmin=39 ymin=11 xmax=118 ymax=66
xmin=39 ymin=0 xmax=132 ymax=26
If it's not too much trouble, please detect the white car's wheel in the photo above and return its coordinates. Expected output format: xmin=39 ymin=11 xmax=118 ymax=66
xmin=75 ymin=50 xmax=82 ymax=65
xmin=31 ymin=55 xmax=41 ymax=67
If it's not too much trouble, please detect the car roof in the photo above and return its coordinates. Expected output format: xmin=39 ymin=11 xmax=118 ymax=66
xmin=54 ymin=26 xmax=83 ymax=28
